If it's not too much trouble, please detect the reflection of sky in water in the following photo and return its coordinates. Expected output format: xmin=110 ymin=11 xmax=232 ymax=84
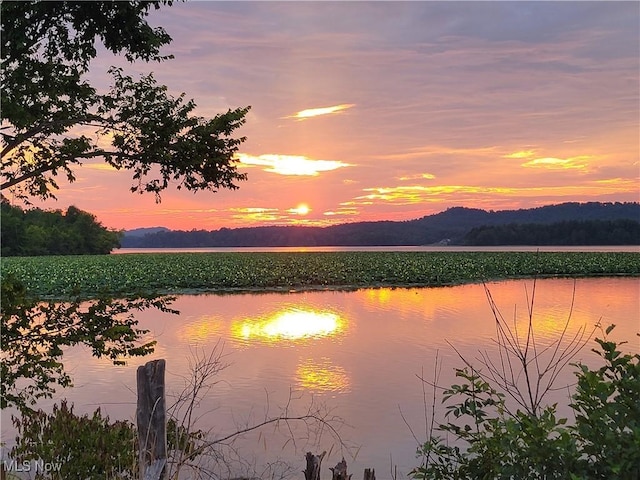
xmin=230 ymin=307 xmax=345 ymax=343
xmin=177 ymin=315 xmax=222 ymax=344
xmin=7 ymin=278 xmax=636 ymax=472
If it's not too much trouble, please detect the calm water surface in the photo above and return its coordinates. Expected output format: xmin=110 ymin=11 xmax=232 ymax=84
xmin=115 ymin=245 xmax=640 ymax=253
xmin=2 ymin=277 xmax=638 ymax=475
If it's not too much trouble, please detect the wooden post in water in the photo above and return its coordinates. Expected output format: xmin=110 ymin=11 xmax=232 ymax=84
xmin=330 ymin=458 xmax=352 ymax=480
xmin=304 ymin=453 xmax=375 ymax=480
xmin=137 ymin=359 xmax=167 ymax=480
xmin=304 ymin=451 xmax=326 ymax=480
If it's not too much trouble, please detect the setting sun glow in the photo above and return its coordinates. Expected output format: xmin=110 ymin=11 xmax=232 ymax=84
xmin=17 ymin=2 xmax=639 ymax=232
xmin=290 ymin=203 xmax=310 ymax=215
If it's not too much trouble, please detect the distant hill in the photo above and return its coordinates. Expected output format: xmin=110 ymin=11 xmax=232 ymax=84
xmin=120 ymin=202 xmax=640 ymax=248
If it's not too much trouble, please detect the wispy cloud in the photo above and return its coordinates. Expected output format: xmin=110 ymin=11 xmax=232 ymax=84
xmin=228 ymin=205 xmax=340 ymax=226
xmin=357 ymin=185 xmax=516 ymax=205
xmin=323 ymin=207 xmax=359 ymax=216
xmin=231 ymin=207 xmax=278 ymax=214
xmin=378 ymin=145 xmax=499 ymax=161
xmin=352 ymin=178 xmax=634 ymax=207
xmin=84 ymin=163 xmax=119 ymax=172
xmin=286 ymin=104 xmax=355 ymax=120
xmin=504 ymin=150 xmax=537 ymax=159
xmin=236 ymin=153 xmax=351 ymax=176
xmin=229 ymin=207 xmax=283 ymax=222
xmin=505 ymin=150 xmax=592 ymax=171
xmin=521 ymin=156 xmax=591 ymax=170
xmin=397 ymin=173 xmax=436 ymax=181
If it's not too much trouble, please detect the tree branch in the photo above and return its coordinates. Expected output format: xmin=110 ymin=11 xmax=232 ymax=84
xmin=1 ymin=162 xmax=59 ymax=191
xmin=1 ymin=149 xmax=128 ymax=191
xmin=1 ymin=114 xmax=106 ymax=160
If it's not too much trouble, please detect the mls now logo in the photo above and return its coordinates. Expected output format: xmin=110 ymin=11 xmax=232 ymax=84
xmin=3 ymin=459 xmax=63 ymax=475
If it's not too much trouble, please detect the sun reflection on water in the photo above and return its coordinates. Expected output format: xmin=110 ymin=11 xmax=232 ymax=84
xmin=178 ymin=315 xmax=223 ymax=344
xmin=296 ymin=357 xmax=351 ymax=393
xmin=230 ymin=307 xmax=345 ymax=344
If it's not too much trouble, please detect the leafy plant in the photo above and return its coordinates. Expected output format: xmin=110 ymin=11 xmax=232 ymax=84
xmin=10 ymin=400 xmax=208 ymax=480
xmin=571 ymin=325 xmax=640 ymax=478
xmin=11 ymin=400 xmax=137 ymax=480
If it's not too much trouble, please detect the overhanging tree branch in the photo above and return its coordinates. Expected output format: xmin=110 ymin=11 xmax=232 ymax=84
xmin=1 ymin=114 xmax=106 ymax=159
xmin=1 ymin=2 xmax=250 ymax=201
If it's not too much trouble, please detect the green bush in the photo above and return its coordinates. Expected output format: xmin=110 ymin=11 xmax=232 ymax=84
xmin=572 ymin=327 xmax=640 ymax=478
xmin=10 ymin=401 xmax=206 ymax=480
xmin=11 ymin=400 xmax=136 ymax=480
xmin=411 ymin=326 xmax=640 ymax=479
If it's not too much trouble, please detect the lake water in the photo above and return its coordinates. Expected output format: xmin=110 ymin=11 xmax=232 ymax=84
xmin=115 ymin=245 xmax=640 ymax=254
xmin=2 ymin=277 xmax=638 ymax=476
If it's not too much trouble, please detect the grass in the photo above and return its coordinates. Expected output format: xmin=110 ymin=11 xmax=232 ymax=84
xmin=2 ymin=251 xmax=639 ymax=298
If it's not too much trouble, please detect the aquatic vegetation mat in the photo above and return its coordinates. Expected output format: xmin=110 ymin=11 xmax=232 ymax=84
xmin=2 ymin=251 xmax=638 ymax=298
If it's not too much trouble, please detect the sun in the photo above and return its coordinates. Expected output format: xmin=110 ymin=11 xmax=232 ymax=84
xmin=290 ymin=203 xmax=310 ymax=215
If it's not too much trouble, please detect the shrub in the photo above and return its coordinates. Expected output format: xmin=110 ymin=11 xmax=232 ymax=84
xmin=572 ymin=326 xmax=640 ymax=478
xmin=10 ymin=401 xmax=206 ymax=480
xmin=411 ymin=326 xmax=640 ymax=479
xmin=11 ymin=400 xmax=137 ymax=480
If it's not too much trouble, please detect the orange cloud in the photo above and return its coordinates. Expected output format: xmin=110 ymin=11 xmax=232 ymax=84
xmin=323 ymin=207 xmax=359 ymax=216
xmin=378 ymin=144 xmax=499 ymax=160
xmin=353 ymin=179 xmax=635 ymax=207
xmin=504 ymin=150 xmax=537 ymax=159
xmin=592 ymin=178 xmax=639 ymax=190
xmin=286 ymin=103 xmax=355 ymax=120
xmin=230 ymin=207 xmax=283 ymax=222
xmin=397 ymin=173 xmax=436 ymax=181
xmin=507 ymin=150 xmax=592 ymax=170
xmin=521 ymin=156 xmax=591 ymax=170
xmin=357 ymin=185 xmax=513 ymax=205
xmin=84 ymin=162 xmax=118 ymax=172
xmin=229 ymin=205 xmax=329 ymax=226
xmin=235 ymin=153 xmax=351 ymax=176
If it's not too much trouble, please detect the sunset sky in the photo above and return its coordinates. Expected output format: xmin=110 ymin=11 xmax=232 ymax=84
xmin=26 ymin=1 xmax=640 ymax=231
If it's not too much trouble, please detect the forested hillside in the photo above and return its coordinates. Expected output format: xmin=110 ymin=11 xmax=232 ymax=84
xmin=121 ymin=202 xmax=640 ymax=248
xmin=461 ymin=219 xmax=640 ymax=246
xmin=1 ymin=200 xmax=122 ymax=256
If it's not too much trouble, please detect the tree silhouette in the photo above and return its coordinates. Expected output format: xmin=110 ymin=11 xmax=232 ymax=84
xmin=1 ymin=1 xmax=249 ymax=201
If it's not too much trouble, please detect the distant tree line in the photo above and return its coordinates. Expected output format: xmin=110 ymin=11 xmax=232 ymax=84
xmin=122 ymin=222 xmax=433 ymax=248
xmin=122 ymin=202 xmax=640 ymax=248
xmin=461 ymin=219 xmax=640 ymax=246
xmin=1 ymin=200 xmax=122 ymax=256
